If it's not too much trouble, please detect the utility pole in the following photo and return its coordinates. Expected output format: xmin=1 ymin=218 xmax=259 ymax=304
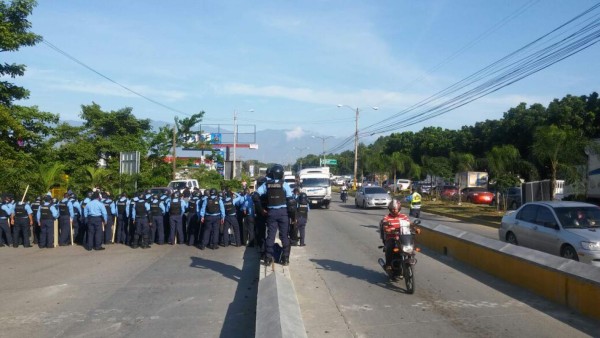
xmin=172 ymin=120 xmax=177 ymax=180
xmin=353 ymin=107 xmax=359 ymax=190
xmin=233 ymin=110 xmax=237 ymax=179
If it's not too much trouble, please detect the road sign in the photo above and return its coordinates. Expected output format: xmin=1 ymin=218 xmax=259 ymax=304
xmin=320 ymin=159 xmax=337 ymax=165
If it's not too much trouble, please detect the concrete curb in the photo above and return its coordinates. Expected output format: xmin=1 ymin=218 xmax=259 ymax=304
xmin=256 ymin=262 xmax=308 ymax=338
xmin=418 ymin=222 xmax=600 ymax=320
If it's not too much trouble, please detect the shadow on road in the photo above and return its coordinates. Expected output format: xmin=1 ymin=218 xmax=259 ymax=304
xmin=190 ymin=248 xmax=260 ymax=338
xmin=417 ymin=247 xmax=600 ymax=335
xmin=309 ymin=258 xmax=411 ymax=294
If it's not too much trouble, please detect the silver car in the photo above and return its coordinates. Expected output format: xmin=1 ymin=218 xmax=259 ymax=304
xmin=499 ymin=201 xmax=600 ymax=266
xmin=355 ymin=186 xmax=392 ymax=209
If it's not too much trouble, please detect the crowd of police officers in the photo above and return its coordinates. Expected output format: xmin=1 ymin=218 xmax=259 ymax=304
xmin=0 ymin=164 xmax=310 ymax=266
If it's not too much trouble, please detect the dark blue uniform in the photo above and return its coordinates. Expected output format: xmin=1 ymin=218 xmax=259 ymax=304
xmin=149 ymin=198 xmax=166 ymax=244
xmin=186 ymin=196 xmax=200 ymax=246
xmin=167 ymin=198 xmax=187 ymax=244
xmin=57 ymin=197 xmax=74 ymax=246
xmin=0 ymin=200 xmax=14 ymax=246
xmin=12 ymin=202 xmax=33 ymax=247
xmin=199 ymin=195 xmax=225 ymax=249
xmin=131 ymin=198 xmax=151 ymax=248
xmin=84 ymin=198 xmax=107 ymax=250
xmin=256 ymin=178 xmax=293 ymax=263
xmin=115 ymin=196 xmax=129 ymax=244
xmin=36 ymin=200 xmax=59 ymax=248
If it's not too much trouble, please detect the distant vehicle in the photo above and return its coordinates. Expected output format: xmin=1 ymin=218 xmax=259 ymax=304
xmin=437 ymin=185 xmax=458 ymax=200
xmin=460 ymin=187 xmax=495 ymax=205
xmin=168 ymin=179 xmax=199 ymax=193
xmin=150 ymin=187 xmax=173 ymax=197
xmin=413 ymin=181 xmax=434 ymax=195
xmin=455 ymin=171 xmax=489 ymax=189
xmin=388 ymin=179 xmax=411 ymax=192
xmin=298 ymin=167 xmax=332 ymax=209
xmin=333 ymin=177 xmax=346 ymax=186
xmin=355 ymin=186 xmax=392 ymax=209
xmin=499 ymin=201 xmax=600 ymax=266
xmin=506 ymin=186 xmax=522 ymax=210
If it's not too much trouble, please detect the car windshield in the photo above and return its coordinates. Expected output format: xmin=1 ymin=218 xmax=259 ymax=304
xmin=365 ymin=187 xmax=387 ymax=194
xmin=301 ymin=178 xmax=329 ymax=187
xmin=555 ymin=206 xmax=600 ymax=228
xmin=169 ymin=182 xmax=187 ymax=190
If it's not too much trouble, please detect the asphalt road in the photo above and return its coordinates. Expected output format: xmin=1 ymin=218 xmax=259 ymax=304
xmin=288 ymin=196 xmax=600 ymax=337
xmin=0 ymin=243 xmax=259 ymax=338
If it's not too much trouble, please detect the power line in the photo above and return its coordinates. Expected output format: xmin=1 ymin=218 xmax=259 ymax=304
xmin=325 ymin=3 xmax=600 ymax=154
xmin=42 ymin=39 xmax=194 ymax=117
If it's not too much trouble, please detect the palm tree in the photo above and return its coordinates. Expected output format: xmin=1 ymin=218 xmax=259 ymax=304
xmin=37 ymin=162 xmax=65 ymax=194
xmin=85 ymin=166 xmax=109 ymax=190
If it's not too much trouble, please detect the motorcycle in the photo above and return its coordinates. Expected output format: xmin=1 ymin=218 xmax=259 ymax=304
xmin=340 ymin=190 xmax=348 ymax=203
xmin=378 ymin=219 xmax=421 ymax=294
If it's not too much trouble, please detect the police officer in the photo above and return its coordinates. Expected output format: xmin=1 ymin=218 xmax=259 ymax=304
xmin=30 ymin=196 xmax=41 ymax=245
xmin=57 ymin=193 xmax=74 ymax=246
xmin=186 ymin=191 xmax=201 ymax=246
xmin=128 ymin=193 xmax=139 ymax=246
xmin=69 ymin=193 xmax=82 ymax=245
xmin=222 ymin=189 xmax=243 ymax=247
xmin=131 ymin=191 xmax=151 ymax=249
xmin=167 ymin=191 xmax=187 ymax=245
xmin=115 ymin=192 xmax=129 ymax=245
xmin=78 ymin=192 xmax=93 ymax=245
xmin=84 ymin=192 xmax=107 ymax=251
xmin=37 ymin=195 xmax=59 ymax=248
xmin=251 ymin=177 xmax=269 ymax=259
xmin=296 ymin=192 xmax=310 ymax=247
xmin=199 ymin=188 xmax=225 ymax=250
xmin=0 ymin=194 xmax=14 ymax=247
xmin=149 ymin=194 xmax=166 ymax=245
xmin=11 ymin=199 xmax=34 ymax=248
xmin=256 ymin=164 xmax=295 ymax=266
xmin=406 ymin=188 xmax=422 ymax=218
xmin=241 ymin=188 xmax=256 ymax=247
xmin=102 ymin=192 xmax=117 ymax=244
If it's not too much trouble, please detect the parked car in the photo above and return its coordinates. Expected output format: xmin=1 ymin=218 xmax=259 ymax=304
xmin=388 ymin=179 xmax=411 ymax=192
xmin=437 ymin=185 xmax=458 ymax=200
xmin=460 ymin=187 xmax=495 ymax=205
xmin=413 ymin=181 xmax=434 ymax=195
xmin=150 ymin=187 xmax=173 ymax=197
xmin=506 ymin=186 xmax=522 ymax=210
xmin=355 ymin=186 xmax=392 ymax=209
xmin=499 ymin=201 xmax=600 ymax=266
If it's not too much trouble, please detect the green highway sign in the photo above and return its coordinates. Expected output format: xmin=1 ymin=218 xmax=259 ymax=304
xmin=321 ymin=159 xmax=337 ymax=165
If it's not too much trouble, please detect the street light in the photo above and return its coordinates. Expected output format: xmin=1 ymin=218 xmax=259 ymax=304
xmin=293 ymin=146 xmax=309 ymax=171
xmin=233 ymin=109 xmax=254 ymax=179
xmin=312 ymin=135 xmax=332 ymax=167
xmin=337 ymin=104 xmax=378 ymax=189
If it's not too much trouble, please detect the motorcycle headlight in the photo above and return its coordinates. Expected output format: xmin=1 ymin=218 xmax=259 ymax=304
xmin=581 ymin=241 xmax=600 ymax=251
xmin=402 ymin=244 xmax=413 ymax=252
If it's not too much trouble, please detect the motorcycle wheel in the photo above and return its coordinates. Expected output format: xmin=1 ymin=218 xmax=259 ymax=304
xmin=404 ymin=264 xmax=415 ymax=294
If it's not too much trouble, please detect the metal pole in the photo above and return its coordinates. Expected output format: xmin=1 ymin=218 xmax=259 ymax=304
xmin=353 ymin=107 xmax=359 ymax=190
xmin=172 ymin=120 xmax=177 ymax=180
xmin=233 ymin=110 xmax=237 ymax=179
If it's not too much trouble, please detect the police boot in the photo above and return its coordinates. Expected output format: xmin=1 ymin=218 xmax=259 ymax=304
xmin=281 ymin=256 xmax=290 ymax=266
xmin=131 ymin=235 xmax=139 ymax=249
xmin=142 ymin=236 xmax=151 ymax=249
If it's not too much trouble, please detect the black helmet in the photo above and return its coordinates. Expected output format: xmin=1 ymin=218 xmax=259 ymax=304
xmin=298 ymin=192 xmax=308 ymax=204
xmin=172 ymin=191 xmax=180 ymax=198
xmin=388 ymin=198 xmax=402 ymax=213
xmin=138 ymin=191 xmax=145 ymax=199
xmin=44 ymin=195 xmax=52 ymax=202
xmin=270 ymin=164 xmax=284 ymax=180
xmin=209 ymin=188 xmax=217 ymax=196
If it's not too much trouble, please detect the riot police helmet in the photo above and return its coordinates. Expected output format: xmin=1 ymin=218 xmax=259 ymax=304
xmin=269 ymin=164 xmax=284 ymax=180
xmin=298 ymin=192 xmax=309 ymax=205
xmin=209 ymin=188 xmax=217 ymax=196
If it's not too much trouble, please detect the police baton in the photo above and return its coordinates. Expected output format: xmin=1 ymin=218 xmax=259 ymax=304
xmin=21 ymin=185 xmax=29 ymax=203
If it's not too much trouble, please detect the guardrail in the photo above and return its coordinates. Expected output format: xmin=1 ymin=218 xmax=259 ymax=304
xmin=418 ymin=223 xmax=600 ymax=320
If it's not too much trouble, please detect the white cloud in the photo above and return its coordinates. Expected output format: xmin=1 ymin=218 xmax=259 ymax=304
xmin=286 ymin=126 xmax=305 ymax=141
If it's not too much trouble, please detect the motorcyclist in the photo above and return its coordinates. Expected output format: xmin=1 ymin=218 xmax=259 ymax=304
xmin=380 ymin=198 xmax=419 ymax=272
xmin=405 ymin=188 xmax=422 ymax=218
xmin=340 ymin=183 xmax=348 ymax=202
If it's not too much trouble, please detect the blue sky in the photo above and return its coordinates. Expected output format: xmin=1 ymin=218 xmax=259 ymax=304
xmin=6 ymin=0 xmax=600 ymax=154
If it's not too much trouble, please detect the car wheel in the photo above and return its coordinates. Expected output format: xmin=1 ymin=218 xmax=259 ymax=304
xmin=561 ymin=245 xmax=579 ymax=261
xmin=362 ymin=201 xmax=366 ymax=209
xmin=506 ymin=232 xmax=518 ymax=245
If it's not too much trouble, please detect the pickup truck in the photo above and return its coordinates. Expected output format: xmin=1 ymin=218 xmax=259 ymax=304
xmin=168 ymin=179 xmax=200 ymax=193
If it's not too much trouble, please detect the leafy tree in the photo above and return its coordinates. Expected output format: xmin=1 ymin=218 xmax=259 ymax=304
xmin=532 ymin=125 xmax=587 ymax=196
xmin=36 ymin=162 xmax=65 ymax=193
xmin=0 ymin=0 xmax=42 ymax=105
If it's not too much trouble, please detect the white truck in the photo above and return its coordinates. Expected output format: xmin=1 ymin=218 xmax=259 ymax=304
xmin=298 ymin=167 xmax=331 ymax=209
xmin=168 ymin=179 xmax=200 ymax=193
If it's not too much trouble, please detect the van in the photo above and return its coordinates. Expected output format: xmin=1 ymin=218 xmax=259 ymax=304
xmin=389 ymin=179 xmax=411 ymax=192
